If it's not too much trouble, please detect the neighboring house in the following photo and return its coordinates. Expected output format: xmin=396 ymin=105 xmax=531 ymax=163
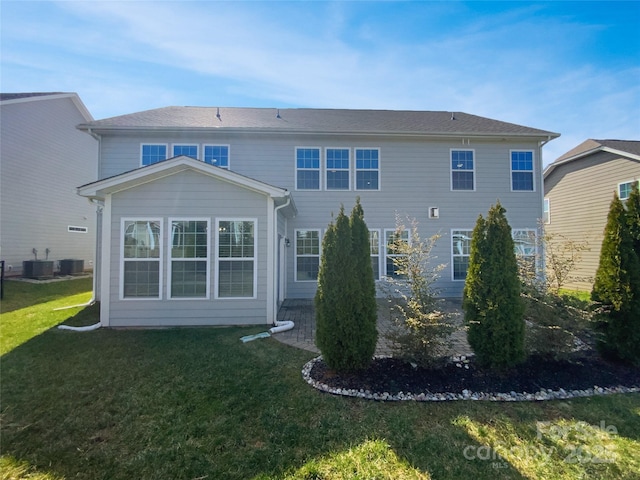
xmin=77 ymin=107 xmax=558 ymax=327
xmin=0 ymin=92 xmax=98 ymax=276
xmin=543 ymin=139 xmax=640 ymax=291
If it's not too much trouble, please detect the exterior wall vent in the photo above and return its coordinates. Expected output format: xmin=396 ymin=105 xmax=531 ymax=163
xmin=429 ymin=207 xmax=440 ymax=219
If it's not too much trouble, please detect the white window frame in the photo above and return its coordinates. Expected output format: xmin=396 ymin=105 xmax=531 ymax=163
xmin=543 ymin=198 xmax=550 ymax=224
xmin=355 ymin=148 xmax=381 ymax=191
xmin=203 ymin=144 xmax=231 ymax=169
xmin=172 ymin=144 xmax=199 ymax=160
xmin=325 ymin=147 xmax=351 ymax=191
xmin=215 ymin=218 xmax=258 ymax=299
xmin=451 ymin=229 xmax=473 ymax=281
xmin=140 ymin=143 xmax=168 ymax=167
xmin=120 ymin=218 xmax=163 ymax=300
xmin=384 ymin=228 xmax=409 ymax=278
xmin=510 ymin=150 xmax=536 ymax=192
xmin=294 ymin=228 xmax=321 ymax=282
xmin=512 ymin=229 xmax=538 ymax=258
xmin=295 ymin=147 xmax=321 ymax=191
xmin=369 ymin=229 xmax=381 ymax=281
xmin=618 ymin=179 xmax=639 ymax=200
xmin=168 ymin=218 xmax=210 ymax=300
xmin=450 ymin=149 xmax=475 ymax=191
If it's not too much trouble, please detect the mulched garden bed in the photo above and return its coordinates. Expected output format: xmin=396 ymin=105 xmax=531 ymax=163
xmin=308 ymin=352 xmax=640 ymax=398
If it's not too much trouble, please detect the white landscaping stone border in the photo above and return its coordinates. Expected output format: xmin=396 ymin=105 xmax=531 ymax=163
xmin=302 ymin=356 xmax=640 ymax=402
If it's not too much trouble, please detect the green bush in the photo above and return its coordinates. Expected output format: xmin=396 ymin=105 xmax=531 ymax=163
xmin=591 ymin=192 xmax=640 ymax=365
xmin=464 ymin=202 xmax=525 ymax=369
xmin=382 ymin=218 xmax=454 ymax=367
xmin=315 ymin=200 xmax=377 ymax=372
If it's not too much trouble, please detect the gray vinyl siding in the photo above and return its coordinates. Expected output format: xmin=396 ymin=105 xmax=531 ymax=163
xmin=0 ymin=96 xmax=97 ymax=275
xmin=544 ymin=152 xmax=640 ymax=291
xmin=107 ymin=170 xmax=270 ymax=327
xmin=98 ymin=131 xmax=544 ymax=299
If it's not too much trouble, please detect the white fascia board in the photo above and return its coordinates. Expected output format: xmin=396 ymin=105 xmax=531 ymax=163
xmin=544 ymin=146 xmax=640 ymax=178
xmin=1 ymin=93 xmax=94 ymax=122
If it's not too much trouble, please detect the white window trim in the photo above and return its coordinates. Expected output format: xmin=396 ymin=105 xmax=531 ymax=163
xmin=369 ymin=228 xmax=381 ymax=281
xmin=451 ymin=228 xmax=473 ymax=282
xmin=355 ymin=148 xmax=381 ymax=191
xmin=140 ymin=143 xmax=168 ymax=167
xmin=543 ymin=198 xmax=550 ymax=224
xmin=120 ymin=217 xmax=163 ymax=300
xmin=214 ymin=218 xmax=258 ymax=299
xmin=172 ymin=144 xmax=199 ymax=160
xmin=295 ymin=146 xmax=322 ymax=191
xmin=510 ymin=149 xmax=536 ymax=192
xmin=167 ymin=217 xmax=211 ymax=300
xmin=512 ymin=228 xmax=538 ymax=257
xmin=384 ymin=228 xmax=410 ymax=278
xmin=203 ymin=144 xmax=231 ymax=169
xmin=450 ymin=149 xmax=476 ymax=192
xmin=618 ymin=179 xmax=640 ymax=200
xmin=294 ymin=228 xmax=322 ymax=282
xmin=325 ymin=147 xmax=351 ymax=191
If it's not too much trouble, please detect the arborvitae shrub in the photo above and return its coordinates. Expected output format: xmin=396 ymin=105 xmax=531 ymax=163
xmin=591 ymin=192 xmax=640 ymax=365
xmin=626 ymin=183 xmax=640 ymax=257
xmin=315 ymin=200 xmax=377 ymax=372
xmin=464 ymin=202 xmax=525 ymax=369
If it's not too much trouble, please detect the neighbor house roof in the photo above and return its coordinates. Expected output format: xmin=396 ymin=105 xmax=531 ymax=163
xmin=0 ymin=92 xmax=94 ymax=122
xmin=544 ymin=139 xmax=640 ymax=178
xmin=78 ymin=106 xmax=559 ymax=139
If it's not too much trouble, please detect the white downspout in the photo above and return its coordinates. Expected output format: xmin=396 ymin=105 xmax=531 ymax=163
xmin=270 ymin=194 xmax=294 ymax=334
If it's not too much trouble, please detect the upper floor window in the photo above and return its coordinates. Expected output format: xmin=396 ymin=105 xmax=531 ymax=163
xmin=326 ymin=148 xmax=350 ymax=190
xmin=141 ymin=144 xmax=167 ymax=166
xmin=296 ymin=148 xmax=320 ymax=190
xmin=204 ymin=145 xmax=230 ymax=169
xmin=619 ymin=180 xmax=639 ymax=200
xmin=173 ymin=145 xmax=198 ymax=159
xmin=511 ymin=150 xmax=534 ymax=191
xmin=356 ymin=149 xmax=380 ymax=190
xmin=451 ymin=150 xmax=475 ymax=191
xmin=451 ymin=229 xmax=473 ymax=280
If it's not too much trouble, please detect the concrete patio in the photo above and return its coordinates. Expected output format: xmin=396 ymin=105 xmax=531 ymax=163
xmin=273 ymin=298 xmax=473 ymax=357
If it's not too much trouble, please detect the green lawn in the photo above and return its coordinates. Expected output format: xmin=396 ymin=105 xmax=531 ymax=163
xmin=1 ymin=280 xmax=639 ymax=479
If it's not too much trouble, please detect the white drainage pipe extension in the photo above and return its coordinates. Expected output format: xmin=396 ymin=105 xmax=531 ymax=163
xmin=269 ymin=320 xmax=295 ymax=334
xmin=58 ymin=322 xmax=101 ymax=332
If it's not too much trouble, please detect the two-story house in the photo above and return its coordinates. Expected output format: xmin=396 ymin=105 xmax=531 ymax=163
xmin=77 ymin=107 xmax=558 ymax=327
xmin=544 ymin=139 xmax=640 ymax=291
xmin=0 ymin=92 xmax=98 ymax=277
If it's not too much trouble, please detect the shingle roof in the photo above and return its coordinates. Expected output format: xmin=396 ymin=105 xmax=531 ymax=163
xmin=0 ymin=92 xmax=66 ymax=101
xmin=80 ymin=106 xmax=558 ymax=138
xmin=544 ymin=139 xmax=640 ymax=178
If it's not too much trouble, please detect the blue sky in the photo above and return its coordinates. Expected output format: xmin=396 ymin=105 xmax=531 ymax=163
xmin=2 ymin=1 xmax=639 ymax=165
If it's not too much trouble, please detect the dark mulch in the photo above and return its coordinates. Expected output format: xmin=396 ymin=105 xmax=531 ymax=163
xmin=310 ymin=352 xmax=640 ymax=395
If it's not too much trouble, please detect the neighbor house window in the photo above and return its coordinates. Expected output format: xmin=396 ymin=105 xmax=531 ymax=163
xmin=511 ymin=150 xmax=534 ymax=191
xmin=173 ymin=144 xmax=198 ymax=159
xmin=356 ymin=149 xmax=380 ymax=190
xmin=451 ymin=150 xmax=475 ymax=190
xmin=370 ymin=229 xmax=380 ymax=280
xmin=295 ymin=229 xmax=320 ymax=281
xmin=619 ymin=180 xmax=639 ymax=200
xmin=326 ymin=148 xmax=350 ymax=190
xmin=141 ymin=144 xmax=167 ymax=166
xmin=204 ymin=145 xmax=230 ymax=169
xmin=169 ymin=219 xmax=209 ymax=298
xmin=296 ymin=148 xmax=320 ymax=190
xmin=216 ymin=220 xmax=256 ymax=298
xmin=122 ymin=219 xmax=162 ymax=298
xmin=543 ymin=198 xmax=550 ymax=224
xmin=452 ymin=230 xmax=473 ymax=280
xmin=385 ymin=228 xmax=409 ymax=277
